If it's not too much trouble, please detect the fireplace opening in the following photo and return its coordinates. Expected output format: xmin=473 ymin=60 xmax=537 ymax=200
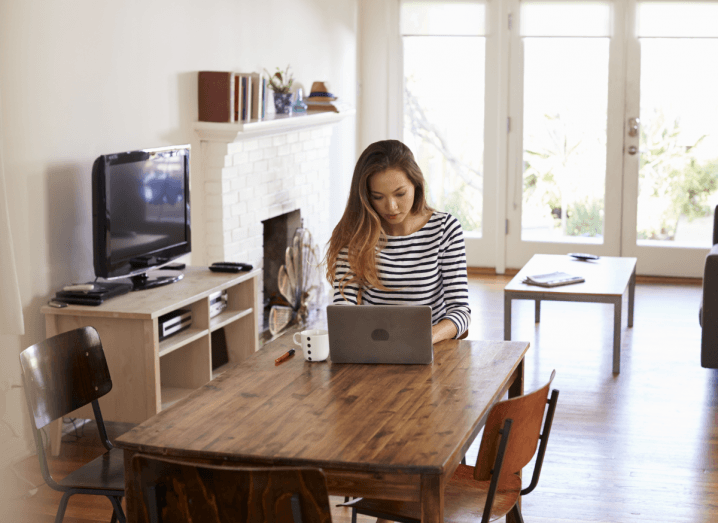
xmin=262 ymin=209 xmax=302 ymax=331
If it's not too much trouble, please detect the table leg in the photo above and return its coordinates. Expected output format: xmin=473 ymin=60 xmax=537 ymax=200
xmin=504 ymin=294 xmax=512 ymax=341
xmin=535 ymin=300 xmax=541 ymax=323
xmin=420 ymin=474 xmax=443 ymax=523
xmin=613 ymin=297 xmax=622 ymax=374
xmin=506 ymin=357 xmax=525 ymax=523
xmin=509 ymin=358 xmax=524 ymax=399
xmin=628 ymin=266 xmax=636 ymax=328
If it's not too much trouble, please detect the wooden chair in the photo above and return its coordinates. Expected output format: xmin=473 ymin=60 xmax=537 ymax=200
xmin=19 ymin=326 xmax=125 ymax=523
xmin=341 ymin=370 xmax=559 ymax=523
xmin=131 ymin=454 xmax=333 ymax=523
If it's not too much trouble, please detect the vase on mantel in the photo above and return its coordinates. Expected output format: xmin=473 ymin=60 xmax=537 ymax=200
xmin=273 ymin=92 xmax=293 ymax=115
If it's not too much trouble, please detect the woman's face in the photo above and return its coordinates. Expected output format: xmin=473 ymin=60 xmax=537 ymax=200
xmin=367 ymin=168 xmax=415 ymax=226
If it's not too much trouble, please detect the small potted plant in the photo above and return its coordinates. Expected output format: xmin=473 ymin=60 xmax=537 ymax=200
xmin=265 ymin=65 xmax=294 ymax=115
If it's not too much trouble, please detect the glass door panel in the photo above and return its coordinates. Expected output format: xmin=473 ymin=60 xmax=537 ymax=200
xmin=621 ymin=0 xmax=718 ymax=276
xmin=521 ymin=37 xmax=609 ymax=242
xmin=636 ymin=39 xmax=718 ymax=246
xmin=403 ymin=36 xmax=485 ymax=234
xmin=506 ymin=0 xmax=619 ymax=269
xmin=400 ymin=0 xmax=494 ymax=267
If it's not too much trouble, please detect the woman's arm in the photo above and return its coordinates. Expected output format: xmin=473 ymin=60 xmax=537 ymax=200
xmin=438 ymin=215 xmax=472 ymax=338
xmin=432 ymin=318 xmax=458 ymax=344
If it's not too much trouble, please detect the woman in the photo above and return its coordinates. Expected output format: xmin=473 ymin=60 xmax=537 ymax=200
xmin=325 ymin=139 xmax=471 ymax=344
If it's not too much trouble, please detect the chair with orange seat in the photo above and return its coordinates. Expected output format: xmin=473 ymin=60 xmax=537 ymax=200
xmin=341 ymin=370 xmax=559 ymax=523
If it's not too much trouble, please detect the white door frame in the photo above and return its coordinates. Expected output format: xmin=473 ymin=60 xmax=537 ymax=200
xmin=360 ymin=0 xmax=508 ymax=270
xmin=504 ymin=0 xmax=627 ymax=270
xmin=619 ymin=0 xmax=711 ymax=277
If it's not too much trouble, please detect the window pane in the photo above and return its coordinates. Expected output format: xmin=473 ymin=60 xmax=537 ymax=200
xmin=403 ymin=36 xmax=484 ymax=234
xmin=521 ymin=38 xmax=609 ymax=242
xmin=520 ymin=1 xmax=611 ymax=37
xmin=401 ymin=0 xmax=486 ymax=36
xmin=636 ymin=39 xmax=718 ymax=246
xmin=638 ymin=2 xmax=718 ymax=38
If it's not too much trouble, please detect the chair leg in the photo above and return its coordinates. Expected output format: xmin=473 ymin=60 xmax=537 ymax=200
xmin=509 ymin=504 xmax=525 ymax=523
xmin=351 ymin=507 xmax=357 ymax=523
xmin=55 ymin=491 xmax=73 ymax=523
xmin=107 ymin=495 xmax=126 ymax=523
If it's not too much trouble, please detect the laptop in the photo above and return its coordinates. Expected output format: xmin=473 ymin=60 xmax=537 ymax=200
xmin=326 ymin=305 xmax=434 ymax=364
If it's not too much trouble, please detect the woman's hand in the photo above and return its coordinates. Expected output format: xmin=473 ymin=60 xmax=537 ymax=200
xmin=431 ymin=319 xmax=458 ymax=344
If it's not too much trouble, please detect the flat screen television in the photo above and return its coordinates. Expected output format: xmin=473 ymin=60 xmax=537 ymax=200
xmin=92 ymin=144 xmax=191 ymax=290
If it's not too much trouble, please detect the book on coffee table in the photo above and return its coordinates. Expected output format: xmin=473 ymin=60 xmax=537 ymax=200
xmin=523 ymin=271 xmax=585 ymax=288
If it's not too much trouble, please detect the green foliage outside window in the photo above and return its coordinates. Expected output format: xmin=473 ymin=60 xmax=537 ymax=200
xmin=637 ymin=109 xmax=718 ymax=240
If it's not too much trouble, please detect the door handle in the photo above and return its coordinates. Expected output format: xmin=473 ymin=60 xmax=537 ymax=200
xmin=628 ymin=117 xmax=640 ymax=137
xmin=628 ymin=145 xmax=638 ymax=155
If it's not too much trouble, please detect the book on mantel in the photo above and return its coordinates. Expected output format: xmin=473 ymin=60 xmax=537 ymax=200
xmin=523 ymin=271 xmax=585 ymax=288
xmin=198 ymin=71 xmax=236 ymax=123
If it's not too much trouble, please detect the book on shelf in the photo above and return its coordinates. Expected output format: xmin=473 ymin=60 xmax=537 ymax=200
xmin=261 ymin=77 xmax=268 ymax=118
xmin=233 ymin=74 xmax=241 ymax=122
xmin=523 ymin=271 xmax=585 ymax=288
xmin=236 ymin=73 xmax=254 ymax=121
xmin=306 ymin=99 xmax=352 ymax=114
xmin=249 ymin=72 xmax=264 ymax=120
xmin=198 ymin=71 xmax=236 ymax=123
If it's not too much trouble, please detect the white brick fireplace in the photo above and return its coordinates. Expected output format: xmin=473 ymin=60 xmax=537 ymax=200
xmin=194 ymin=112 xmax=353 ymax=330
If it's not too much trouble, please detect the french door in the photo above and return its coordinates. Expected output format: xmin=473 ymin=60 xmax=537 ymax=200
xmin=400 ymin=0 xmax=500 ymax=268
xmin=506 ymin=0 xmax=718 ymax=277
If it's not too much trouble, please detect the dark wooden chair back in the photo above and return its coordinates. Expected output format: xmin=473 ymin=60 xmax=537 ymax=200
xmin=20 ymin=325 xmax=112 ymax=431
xmin=19 ymin=326 xmax=125 ymax=523
xmin=475 ymin=370 xmax=557 ymax=486
xmin=132 ymin=455 xmax=333 ymax=523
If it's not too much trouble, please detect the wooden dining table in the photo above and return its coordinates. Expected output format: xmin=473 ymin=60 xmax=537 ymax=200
xmin=117 ymin=324 xmax=530 ymax=523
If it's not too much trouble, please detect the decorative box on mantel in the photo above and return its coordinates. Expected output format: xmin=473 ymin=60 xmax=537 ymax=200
xmin=193 ymin=110 xmax=354 ymax=330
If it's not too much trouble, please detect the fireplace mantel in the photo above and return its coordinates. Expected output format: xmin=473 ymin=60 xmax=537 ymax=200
xmin=193 ymin=109 xmax=351 ymax=330
xmin=194 ymin=110 xmax=355 ymax=142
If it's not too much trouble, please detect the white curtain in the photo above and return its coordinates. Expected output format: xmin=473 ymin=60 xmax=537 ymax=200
xmin=0 ymin=87 xmax=24 ymax=335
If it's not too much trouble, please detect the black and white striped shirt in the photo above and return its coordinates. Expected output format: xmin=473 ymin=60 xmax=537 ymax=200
xmin=333 ymin=211 xmax=471 ymax=338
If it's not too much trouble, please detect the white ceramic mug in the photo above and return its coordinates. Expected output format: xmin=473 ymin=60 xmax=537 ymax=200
xmin=293 ymin=329 xmax=330 ymax=362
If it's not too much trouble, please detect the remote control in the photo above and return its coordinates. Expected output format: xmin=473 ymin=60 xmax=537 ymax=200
xmin=209 ymin=266 xmax=243 ymax=273
xmin=164 ymin=263 xmax=186 ymax=270
xmin=211 ymin=262 xmax=253 ymax=271
xmin=63 ymin=284 xmax=95 ymax=292
xmin=48 ymin=300 xmax=68 ymax=308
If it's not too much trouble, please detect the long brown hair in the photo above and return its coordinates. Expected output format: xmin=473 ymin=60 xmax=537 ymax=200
xmin=324 ymin=140 xmax=432 ymax=296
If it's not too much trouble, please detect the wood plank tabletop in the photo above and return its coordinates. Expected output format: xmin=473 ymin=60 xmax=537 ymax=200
xmin=116 ymin=336 xmax=529 ymax=475
xmin=504 ymin=254 xmax=637 ymax=297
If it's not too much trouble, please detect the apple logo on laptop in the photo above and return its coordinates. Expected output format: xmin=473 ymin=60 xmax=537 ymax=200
xmin=371 ymin=328 xmax=390 ymax=341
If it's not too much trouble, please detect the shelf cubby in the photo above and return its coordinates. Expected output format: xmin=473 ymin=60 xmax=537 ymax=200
xmin=42 ymin=266 xmax=260 ymax=429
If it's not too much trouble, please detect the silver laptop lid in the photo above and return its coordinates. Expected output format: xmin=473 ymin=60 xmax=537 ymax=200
xmin=326 ymin=305 xmax=433 ymax=364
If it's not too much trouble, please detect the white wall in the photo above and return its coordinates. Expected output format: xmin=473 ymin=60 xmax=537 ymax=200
xmin=0 ymin=0 xmax=357 ymax=510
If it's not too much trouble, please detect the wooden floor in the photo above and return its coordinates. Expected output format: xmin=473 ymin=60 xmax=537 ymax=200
xmin=7 ymin=274 xmax=718 ymax=522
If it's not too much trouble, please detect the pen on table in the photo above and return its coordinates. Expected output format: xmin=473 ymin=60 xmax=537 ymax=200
xmin=275 ymin=348 xmax=295 ymax=366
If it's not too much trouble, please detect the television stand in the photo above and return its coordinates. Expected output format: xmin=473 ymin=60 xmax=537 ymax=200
xmin=41 ymin=266 xmax=260 ymax=455
xmin=130 ymin=270 xmax=184 ymax=290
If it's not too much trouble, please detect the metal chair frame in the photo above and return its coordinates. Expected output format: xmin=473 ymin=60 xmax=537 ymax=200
xmin=19 ymin=326 xmax=126 ymax=523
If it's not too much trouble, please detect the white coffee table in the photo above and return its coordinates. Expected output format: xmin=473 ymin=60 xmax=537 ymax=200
xmin=504 ymin=254 xmax=637 ymax=373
